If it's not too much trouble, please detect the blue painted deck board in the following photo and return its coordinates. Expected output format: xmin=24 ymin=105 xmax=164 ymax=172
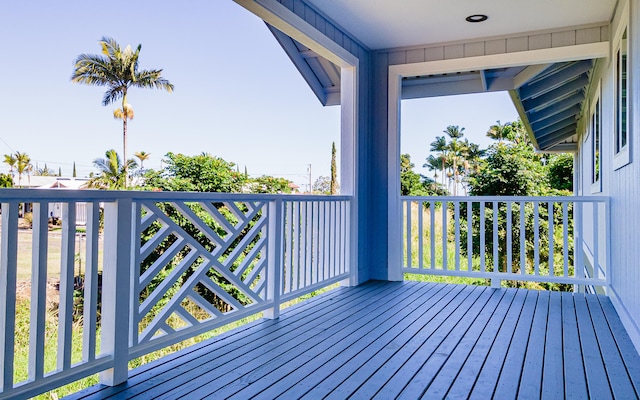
xmin=65 ymin=281 xmax=640 ymax=400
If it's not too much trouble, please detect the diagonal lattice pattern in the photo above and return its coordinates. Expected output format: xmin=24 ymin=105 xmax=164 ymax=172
xmin=134 ymin=200 xmax=269 ymax=345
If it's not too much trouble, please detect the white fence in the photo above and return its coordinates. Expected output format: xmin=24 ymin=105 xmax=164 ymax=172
xmin=0 ymin=190 xmax=351 ymax=399
xmin=402 ymin=196 xmax=610 ymax=288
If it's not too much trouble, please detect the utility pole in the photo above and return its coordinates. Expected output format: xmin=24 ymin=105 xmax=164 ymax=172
xmin=307 ymin=164 xmax=312 ymax=194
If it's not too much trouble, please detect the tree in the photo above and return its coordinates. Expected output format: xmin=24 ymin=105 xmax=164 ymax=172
xmin=547 ymin=153 xmax=573 ymax=192
xmin=15 ymin=152 xmax=32 ymax=187
xmin=3 ymin=154 xmax=16 ymax=177
xmin=35 ymin=164 xmax=56 ymax=176
xmin=85 ymin=149 xmax=137 ymax=190
xmin=313 ymin=176 xmax=332 ymax=194
xmin=143 ymin=152 xmax=246 ymax=193
xmin=135 ymin=151 xmax=151 ymax=170
xmin=401 ymin=154 xmax=446 ymax=196
xmin=73 ymin=162 xmax=77 ymax=178
xmin=0 ymin=173 xmax=12 ymax=188
xmin=72 ymin=37 xmax=174 ymax=187
xmin=330 ymin=142 xmax=338 ymax=195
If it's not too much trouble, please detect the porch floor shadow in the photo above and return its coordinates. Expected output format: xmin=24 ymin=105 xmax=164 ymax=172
xmin=66 ymin=280 xmax=640 ymax=399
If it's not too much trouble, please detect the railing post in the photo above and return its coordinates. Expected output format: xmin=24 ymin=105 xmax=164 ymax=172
xmin=100 ymin=198 xmax=134 ymax=386
xmin=265 ymin=199 xmax=283 ymax=319
xmin=0 ymin=202 xmax=18 ymax=393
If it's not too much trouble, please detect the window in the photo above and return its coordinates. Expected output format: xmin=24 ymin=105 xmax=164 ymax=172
xmin=591 ymin=95 xmax=602 ymax=192
xmin=614 ymin=28 xmax=630 ymax=169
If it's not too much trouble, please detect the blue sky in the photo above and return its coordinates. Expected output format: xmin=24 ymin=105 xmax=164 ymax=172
xmin=0 ymin=1 xmax=519 ymax=189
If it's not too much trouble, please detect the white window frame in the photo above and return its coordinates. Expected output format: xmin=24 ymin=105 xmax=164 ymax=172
xmin=613 ymin=26 xmax=630 ymax=169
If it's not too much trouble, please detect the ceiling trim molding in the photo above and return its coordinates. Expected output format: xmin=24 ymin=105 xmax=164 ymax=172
xmin=388 ymin=41 xmax=609 ymax=78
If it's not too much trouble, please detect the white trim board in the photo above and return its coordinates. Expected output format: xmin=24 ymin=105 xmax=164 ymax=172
xmin=386 ymin=41 xmax=609 ymax=280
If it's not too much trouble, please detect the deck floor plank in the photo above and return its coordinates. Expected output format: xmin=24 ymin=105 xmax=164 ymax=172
xmin=257 ymin=283 xmax=448 ymax=399
xmin=445 ymin=288 xmax=526 ymax=399
xmin=541 ymin=291 xmax=564 ymax=399
xmin=74 ymin=281 xmax=390 ymax=400
xmin=561 ymin=291 xmax=588 ymax=399
xmin=469 ymin=289 xmax=537 ymax=399
xmin=586 ymin=293 xmax=637 ymax=398
xmin=422 ymin=288 xmax=514 ymax=399
xmin=296 ymin=284 xmax=462 ymax=400
xmin=395 ymin=288 xmax=506 ymax=399
xmin=148 ymin=282 xmax=417 ymax=400
xmin=517 ymin=290 xmax=550 ymax=398
xmin=218 ymin=281 xmax=439 ymax=399
xmin=574 ymin=292 xmax=614 ymax=399
xmin=62 ymin=281 xmax=640 ymax=400
xmin=327 ymin=284 xmax=476 ymax=399
xmin=373 ymin=286 xmax=492 ymax=398
xmin=597 ymin=295 xmax=640 ymax=397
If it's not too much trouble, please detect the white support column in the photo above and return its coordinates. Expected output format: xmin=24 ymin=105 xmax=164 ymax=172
xmin=387 ymin=69 xmax=404 ymax=281
xmin=100 ymin=199 xmax=133 ymax=386
xmin=341 ymin=65 xmax=358 ymax=286
xmin=265 ymin=200 xmax=283 ymax=319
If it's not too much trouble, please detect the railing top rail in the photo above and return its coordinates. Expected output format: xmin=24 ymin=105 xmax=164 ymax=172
xmin=401 ymin=195 xmax=609 ymax=203
xmin=0 ymin=188 xmax=352 ymax=203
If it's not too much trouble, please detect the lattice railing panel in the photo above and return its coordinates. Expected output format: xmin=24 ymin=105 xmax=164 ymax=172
xmin=133 ymin=200 xmax=270 ymax=349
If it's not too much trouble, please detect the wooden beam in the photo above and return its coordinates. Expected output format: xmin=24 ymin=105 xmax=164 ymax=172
xmin=514 ymin=64 xmax=553 ymax=88
xmin=519 ymin=60 xmax=593 ymax=100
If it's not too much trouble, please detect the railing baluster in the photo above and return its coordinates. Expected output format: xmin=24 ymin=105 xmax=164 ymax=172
xmin=430 ymin=202 xmax=435 ymax=270
xmin=548 ymin=201 xmax=554 ymax=276
xmin=593 ymin=201 xmax=599 ymax=280
xmin=492 ymin=201 xmax=498 ymax=273
xmin=58 ymin=202 xmax=76 ymax=371
xmin=454 ymin=201 xmax=460 ymax=271
xmin=406 ymin=200 xmax=412 ymax=268
xmin=305 ymin=201 xmax=312 ymax=286
xmin=0 ymin=202 xmax=18 ymax=393
xmin=442 ymin=201 xmax=447 ymax=270
xmin=563 ymin=202 xmax=569 ymax=277
xmin=29 ymin=202 xmax=49 ymax=381
xmin=506 ymin=201 xmax=513 ymax=274
xmin=83 ymin=202 xmax=100 ymax=360
xmin=520 ymin=201 xmax=526 ymax=275
xmin=418 ymin=201 xmax=424 ymax=270
xmin=467 ymin=201 xmax=473 ymax=272
xmin=480 ymin=202 xmax=485 ymax=273
xmin=533 ymin=201 xmax=540 ymax=276
xmin=293 ymin=201 xmax=300 ymax=291
xmin=575 ymin=201 xmax=584 ymax=285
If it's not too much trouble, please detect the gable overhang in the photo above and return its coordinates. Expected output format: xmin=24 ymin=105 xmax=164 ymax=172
xmin=510 ymin=59 xmax=600 ymax=152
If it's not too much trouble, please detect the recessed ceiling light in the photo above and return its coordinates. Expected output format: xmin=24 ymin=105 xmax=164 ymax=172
xmin=466 ymin=14 xmax=488 ymax=23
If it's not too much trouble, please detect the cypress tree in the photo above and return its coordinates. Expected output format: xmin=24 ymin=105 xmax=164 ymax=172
xmin=73 ymin=162 xmax=77 ymax=178
xmin=330 ymin=142 xmax=337 ymax=195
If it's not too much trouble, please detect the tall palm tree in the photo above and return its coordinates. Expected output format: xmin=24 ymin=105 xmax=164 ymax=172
xmin=134 ymin=151 xmax=151 ymax=170
xmin=71 ymin=36 xmax=173 ymax=187
xmin=429 ymin=135 xmax=448 ymax=186
xmin=3 ymin=154 xmax=16 ymax=177
xmin=15 ymin=152 xmax=31 ymax=187
xmin=85 ymin=149 xmax=137 ymax=190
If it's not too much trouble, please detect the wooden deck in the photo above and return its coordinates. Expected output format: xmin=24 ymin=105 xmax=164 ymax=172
xmin=67 ymin=281 xmax=640 ymax=399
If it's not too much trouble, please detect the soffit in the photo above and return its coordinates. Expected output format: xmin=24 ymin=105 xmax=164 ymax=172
xmin=304 ymin=0 xmax=616 ymax=50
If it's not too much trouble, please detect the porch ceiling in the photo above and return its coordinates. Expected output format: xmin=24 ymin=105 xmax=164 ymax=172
xmin=304 ymin=0 xmax=616 ymax=50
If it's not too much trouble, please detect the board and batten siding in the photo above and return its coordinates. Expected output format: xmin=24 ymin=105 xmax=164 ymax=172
xmin=573 ymin=0 xmax=640 ymax=350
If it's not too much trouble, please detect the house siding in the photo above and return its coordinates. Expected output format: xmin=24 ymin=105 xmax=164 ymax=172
xmin=575 ymin=0 xmax=640 ymax=349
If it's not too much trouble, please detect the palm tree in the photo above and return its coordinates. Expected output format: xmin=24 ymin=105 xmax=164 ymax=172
xmin=71 ymin=36 xmax=173 ymax=187
xmin=15 ymin=152 xmax=31 ymax=187
xmin=429 ymin=136 xmax=448 ymax=186
xmin=423 ymin=154 xmax=442 ymax=181
xmin=3 ymin=154 xmax=16 ymax=177
xmin=134 ymin=151 xmax=151 ymax=170
xmin=85 ymin=149 xmax=137 ymax=190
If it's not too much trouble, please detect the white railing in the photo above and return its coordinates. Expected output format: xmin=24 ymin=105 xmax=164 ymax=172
xmin=0 ymin=190 xmax=351 ymax=399
xmin=402 ymin=196 xmax=610 ymax=288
